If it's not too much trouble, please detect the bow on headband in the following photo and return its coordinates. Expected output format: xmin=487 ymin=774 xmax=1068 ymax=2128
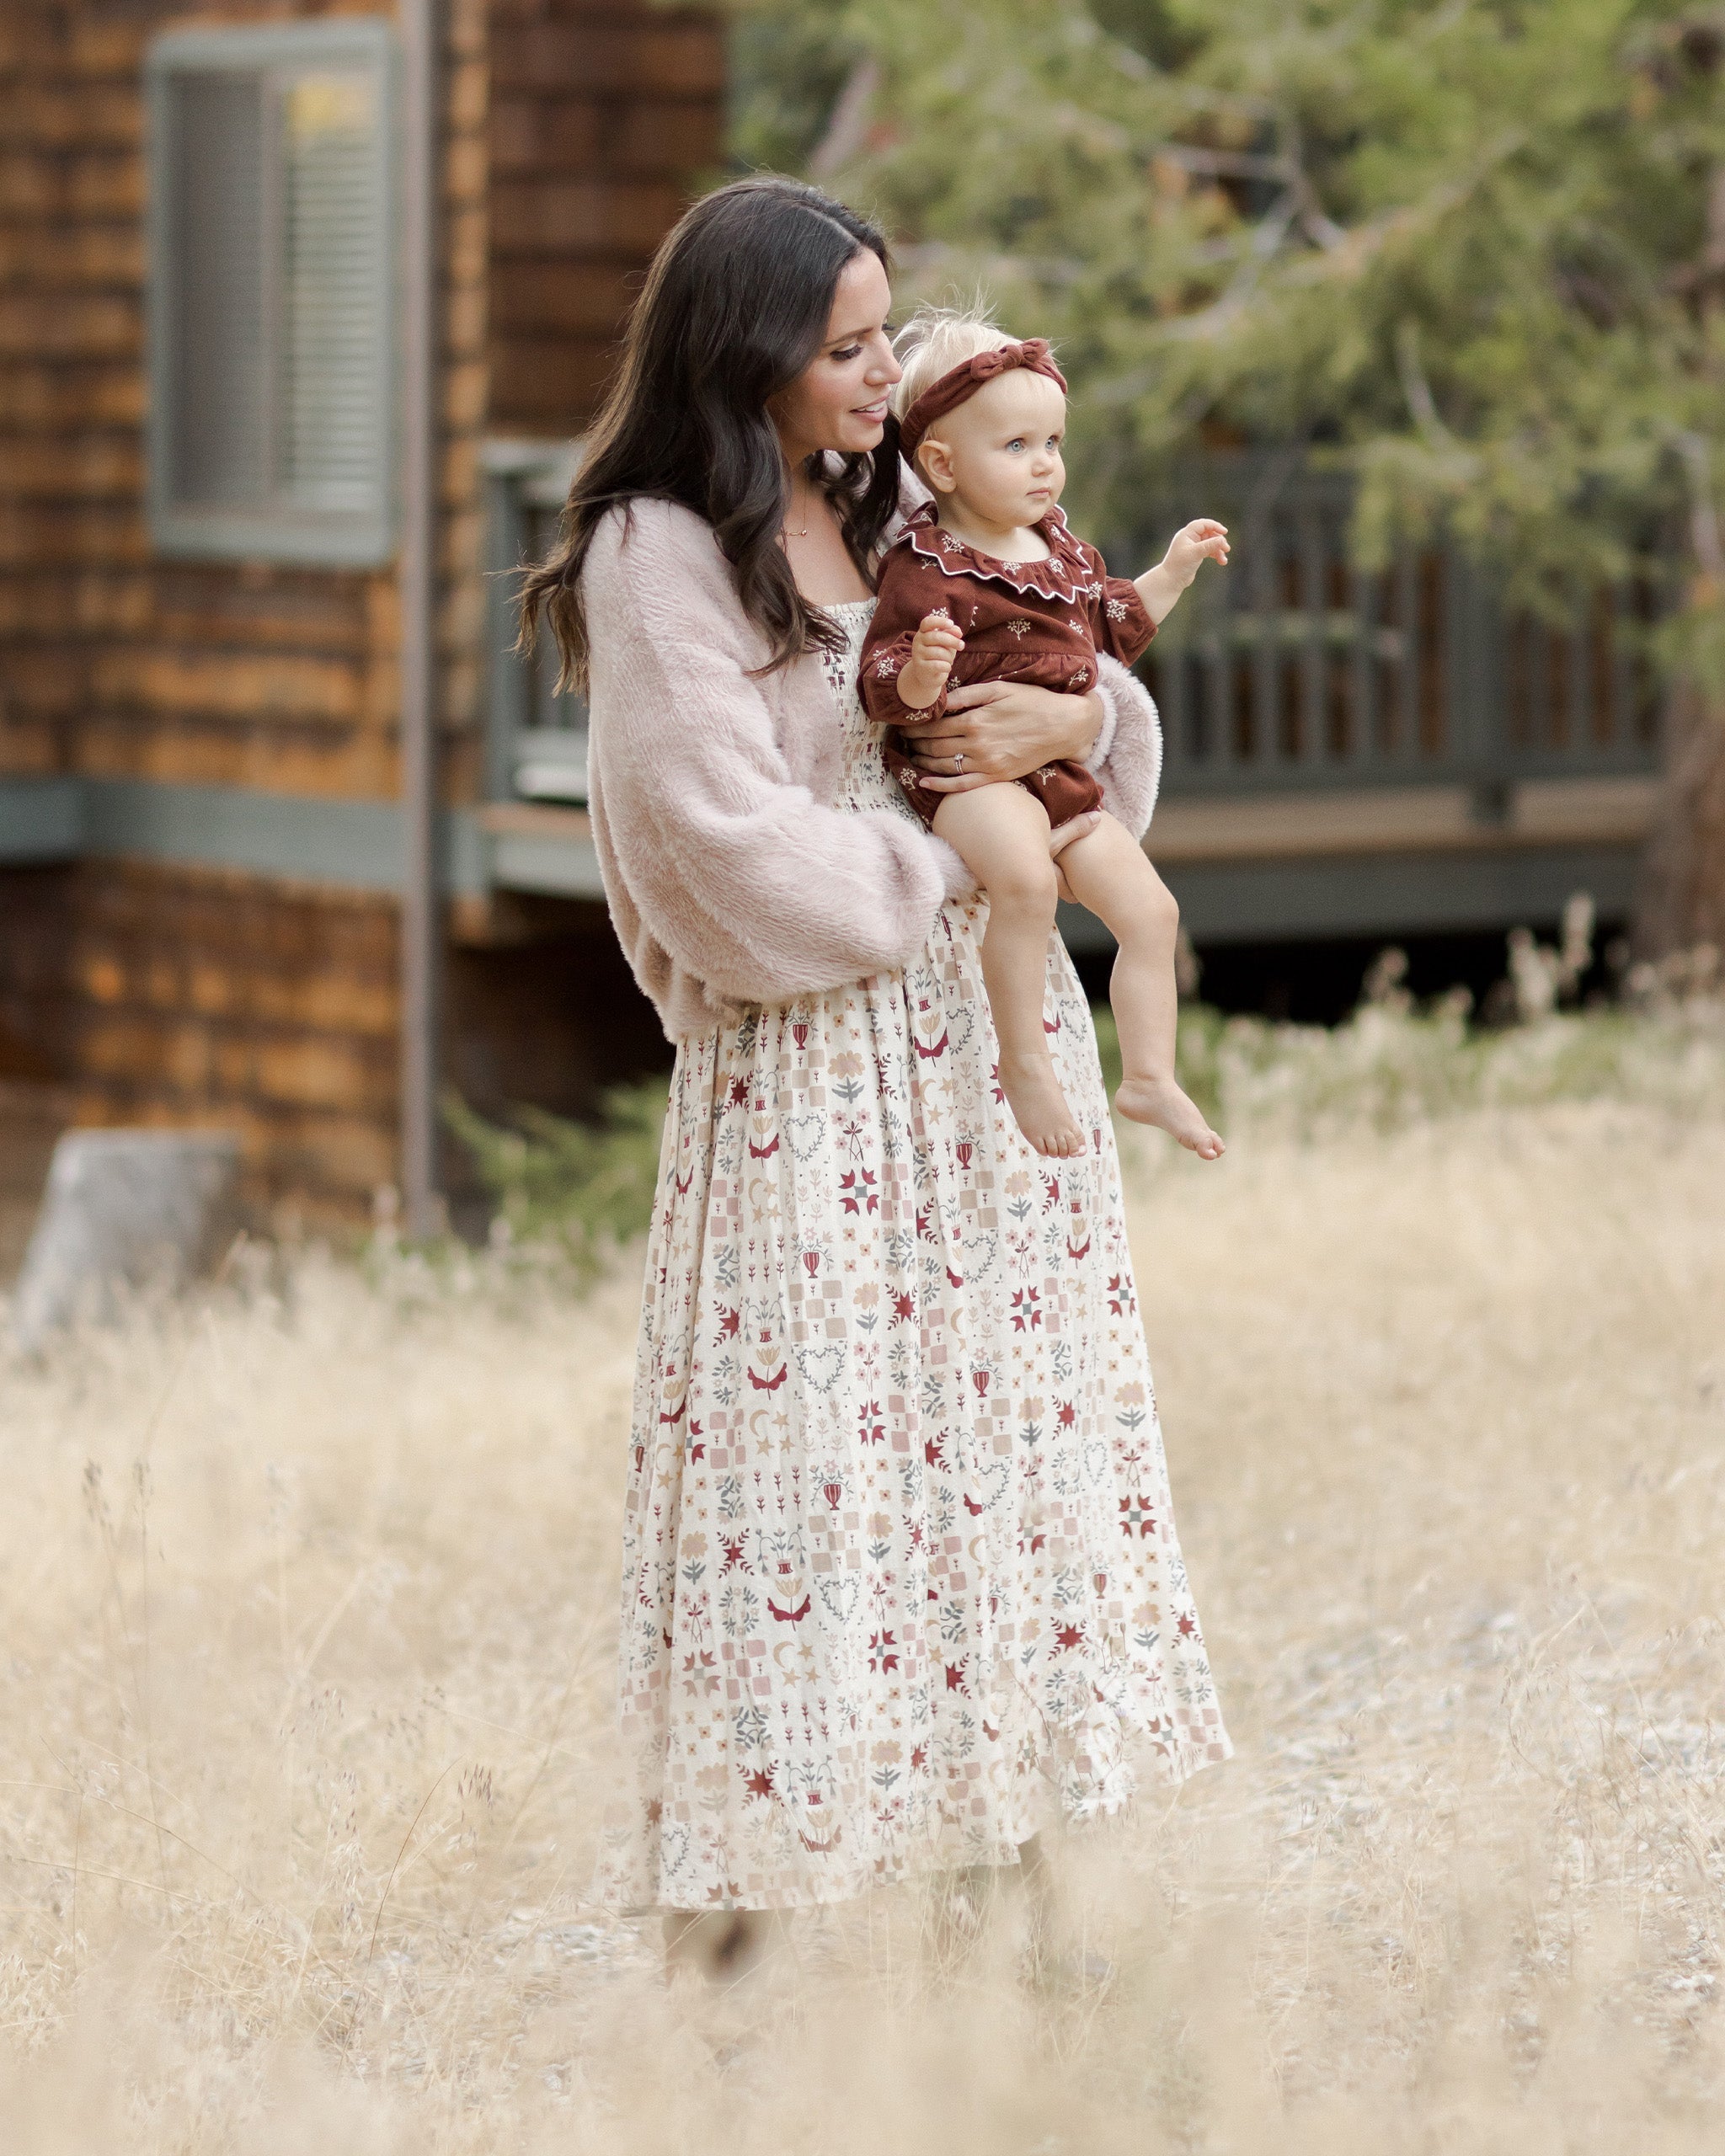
xmin=897 ymin=338 xmax=1068 ymax=461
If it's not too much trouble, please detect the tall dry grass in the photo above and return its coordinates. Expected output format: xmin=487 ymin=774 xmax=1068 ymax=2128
xmin=2 ymin=1023 xmax=1723 ymax=2148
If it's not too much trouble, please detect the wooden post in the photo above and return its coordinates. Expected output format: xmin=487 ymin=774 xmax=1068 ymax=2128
xmin=398 ymin=0 xmax=442 ymax=1239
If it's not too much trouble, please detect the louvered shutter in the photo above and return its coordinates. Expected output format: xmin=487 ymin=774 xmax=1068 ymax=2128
xmin=147 ymin=23 xmax=396 ymax=564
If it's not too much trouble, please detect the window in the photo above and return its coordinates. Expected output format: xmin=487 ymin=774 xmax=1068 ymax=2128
xmin=146 ymin=22 xmax=396 ymax=564
xmin=481 ymin=441 xmax=589 ymax=803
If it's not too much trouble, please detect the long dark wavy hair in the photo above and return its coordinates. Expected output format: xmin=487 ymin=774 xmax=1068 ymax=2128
xmin=517 ymin=177 xmax=902 ymax=689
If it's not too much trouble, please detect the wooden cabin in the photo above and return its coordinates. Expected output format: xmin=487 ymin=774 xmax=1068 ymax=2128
xmin=0 ymin=3 xmax=1664 ymax=1251
xmin=0 ymin=0 xmax=722 ymax=1245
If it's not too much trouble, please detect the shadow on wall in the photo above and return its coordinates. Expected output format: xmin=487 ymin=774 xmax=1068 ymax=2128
xmin=441 ymin=899 xmax=674 ymax=1237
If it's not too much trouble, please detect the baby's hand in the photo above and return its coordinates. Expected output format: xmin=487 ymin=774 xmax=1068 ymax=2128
xmin=896 ymin=610 xmax=964 ymax=712
xmin=911 ymin=611 xmax=964 ymax=675
xmin=1162 ymin=518 xmax=1230 ymax=589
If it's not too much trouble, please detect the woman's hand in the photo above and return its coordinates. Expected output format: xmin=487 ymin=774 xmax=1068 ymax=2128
xmin=907 ymin=681 xmax=1104 ymax=794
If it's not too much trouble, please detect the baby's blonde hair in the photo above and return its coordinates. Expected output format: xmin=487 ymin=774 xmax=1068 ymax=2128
xmin=890 ymin=303 xmax=1014 ymax=421
xmin=892 ymin=306 xmax=1049 ymax=474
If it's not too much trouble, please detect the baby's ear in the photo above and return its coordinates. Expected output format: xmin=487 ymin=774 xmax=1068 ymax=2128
xmin=919 ymin=435 xmax=959 ymax=494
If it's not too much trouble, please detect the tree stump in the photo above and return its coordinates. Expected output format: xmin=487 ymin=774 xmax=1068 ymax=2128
xmin=10 ymin=1130 xmax=243 ymax=1352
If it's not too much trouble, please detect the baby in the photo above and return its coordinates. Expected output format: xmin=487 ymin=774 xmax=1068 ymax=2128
xmin=860 ymin=307 xmax=1228 ymax=1161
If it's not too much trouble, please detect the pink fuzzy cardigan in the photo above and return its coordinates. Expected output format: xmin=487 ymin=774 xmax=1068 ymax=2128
xmin=580 ymin=490 xmax=1165 ymax=1040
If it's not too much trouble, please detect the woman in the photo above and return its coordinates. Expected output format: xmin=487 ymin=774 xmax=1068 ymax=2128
xmin=521 ymin=177 xmax=1231 ymax=1967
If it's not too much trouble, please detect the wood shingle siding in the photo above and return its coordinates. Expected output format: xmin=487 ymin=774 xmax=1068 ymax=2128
xmin=0 ymin=859 xmax=401 ymax=1220
xmin=0 ymin=0 xmax=722 ymax=1221
xmin=486 ymin=0 xmax=720 ymax=433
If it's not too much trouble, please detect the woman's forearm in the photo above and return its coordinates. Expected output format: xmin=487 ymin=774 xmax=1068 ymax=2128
xmin=907 ymin=683 xmax=1105 ymax=792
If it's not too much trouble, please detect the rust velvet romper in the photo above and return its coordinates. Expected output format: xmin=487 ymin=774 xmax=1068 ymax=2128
xmin=858 ymin=502 xmax=1156 ymax=835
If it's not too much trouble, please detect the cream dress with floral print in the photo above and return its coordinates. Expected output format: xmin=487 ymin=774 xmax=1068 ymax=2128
xmin=596 ymin=598 xmax=1231 ymax=1913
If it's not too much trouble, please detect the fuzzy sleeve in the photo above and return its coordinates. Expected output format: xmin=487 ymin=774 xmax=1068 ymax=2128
xmin=582 ymin=504 xmax=972 ymax=1007
xmin=1086 ymin=654 xmax=1164 ymax=840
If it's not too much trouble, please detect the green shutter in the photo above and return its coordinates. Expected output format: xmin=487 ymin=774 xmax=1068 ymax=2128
xmin=146 ymin=22 xmax=397 ymax=565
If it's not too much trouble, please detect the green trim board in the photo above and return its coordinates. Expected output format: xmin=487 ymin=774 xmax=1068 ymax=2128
xmin=0 ymin=777 xmax=1641 ymax=936
xmin=1058 ymin=841 xmax=1642 ymax=953
xmin=0 ymin=778 xmax=83 ymax=863
xmin=0 ymin=776 xmax=570 ymax=899
xmin=80 ymin=779 xmax=479 ymax=890
xmin=484 ymin=825 xmax=605 ymax=898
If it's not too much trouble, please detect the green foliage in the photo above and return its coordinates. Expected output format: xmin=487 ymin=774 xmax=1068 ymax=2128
xmin=441 ymin=977 xmax=1723 ymax=1290
xmin=729 ymin=0 xmax=857 ymax=171
xmin=442 ymin=1081 xmax=670 ymax=1283
xmin=1199 ymin=990 xmax=1725 ymax=1141
xmin=1095 ymin=984 xmax=1725 ymax=1150
xmin=722 ymin=0 xmax=1725 ymax=676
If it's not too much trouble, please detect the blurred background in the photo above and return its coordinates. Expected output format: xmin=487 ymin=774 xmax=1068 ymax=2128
xmin=3 ymin=0 xmax=1723 ymax=1251
xmin=3 ymin=9 xmax=1724 ymax=2146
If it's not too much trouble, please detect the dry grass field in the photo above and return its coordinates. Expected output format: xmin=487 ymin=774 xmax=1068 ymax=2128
xmin=2 ymin=999 xmax=1723 ymax=2152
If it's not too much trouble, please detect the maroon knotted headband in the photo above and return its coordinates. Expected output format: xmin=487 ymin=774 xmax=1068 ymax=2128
xmin=897 ymin=338 xmax=1068 ymax=461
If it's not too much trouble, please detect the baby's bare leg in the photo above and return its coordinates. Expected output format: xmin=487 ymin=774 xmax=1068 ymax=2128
xmin=1056 ymin=814 xmax=1224 ymax=1160
xmin=933 ymin=784 xmax=1085 ymax=1160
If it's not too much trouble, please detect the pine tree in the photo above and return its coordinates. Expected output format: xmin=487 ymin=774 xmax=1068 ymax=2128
xmin=726 ymin=0 xmax=1725 ymax=950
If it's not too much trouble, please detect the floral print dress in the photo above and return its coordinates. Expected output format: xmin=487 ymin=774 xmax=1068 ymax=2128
xmin=596 ymin=598 xmax=1231 ymax=1913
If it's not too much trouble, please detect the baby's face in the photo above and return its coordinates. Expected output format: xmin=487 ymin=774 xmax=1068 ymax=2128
xmin=921 ymin=369 xmax=1067 ymax=531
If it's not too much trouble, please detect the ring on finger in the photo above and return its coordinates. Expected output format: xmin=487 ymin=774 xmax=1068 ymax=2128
xmin=953 ymin=752 xmax=965 ymax=773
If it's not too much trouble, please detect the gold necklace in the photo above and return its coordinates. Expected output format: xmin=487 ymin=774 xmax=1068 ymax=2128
xmin=783 ymin=484 xmax=815 ymax=541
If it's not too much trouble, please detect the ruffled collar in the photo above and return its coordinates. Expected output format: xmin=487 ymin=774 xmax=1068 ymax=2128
xmin=893 ymin=501 xmax=1101 ymax=605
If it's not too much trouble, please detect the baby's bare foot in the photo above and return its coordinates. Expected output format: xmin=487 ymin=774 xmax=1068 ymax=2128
xmin=999 ymin=1052 xmax=1086 ymax=1159
xmin=1114 ymin=1075 xmax=1225 ymax=1159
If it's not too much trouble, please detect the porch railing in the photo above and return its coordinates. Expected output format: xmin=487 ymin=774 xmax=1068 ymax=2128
xmin=1124 ymin=453 xmax=1663 ymax=803
xmin=479 ymin=443 xmax=1665 ymax=822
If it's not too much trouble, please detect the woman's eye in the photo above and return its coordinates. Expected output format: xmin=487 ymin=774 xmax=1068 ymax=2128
xmin=830 ymin=344 xmax=862 ymax=362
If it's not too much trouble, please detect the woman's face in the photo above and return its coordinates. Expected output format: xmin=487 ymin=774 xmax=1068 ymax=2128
xmin=771 ymin=249 xmax=900 ymax=463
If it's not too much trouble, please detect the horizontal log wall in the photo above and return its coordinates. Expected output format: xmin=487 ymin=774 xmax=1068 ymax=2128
xmin=0 ymin=0 xmax=713 ymax=1224
xmin=0 ymin=856 xmax=666 ymax=1225
xmin=487 ymin=0 xmax=723 ymax=431
xmin=0 ymin=858 xmax=400 ymax=1220
xmin=0 ymin=0 xmax=486 ymax=1214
